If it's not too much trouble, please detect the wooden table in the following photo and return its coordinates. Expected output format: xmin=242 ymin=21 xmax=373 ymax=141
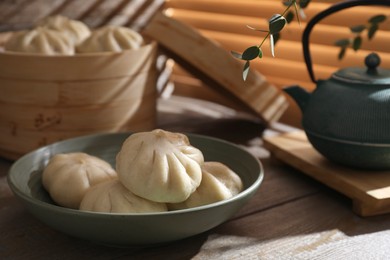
xmin=2 ymin=1 xmax=390 ymax=258
xmin=2 ymin=97 xmax=390 ymax=260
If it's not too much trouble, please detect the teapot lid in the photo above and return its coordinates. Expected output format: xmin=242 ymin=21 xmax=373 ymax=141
xmin=332 ymin=53 xmax=390 ymax=85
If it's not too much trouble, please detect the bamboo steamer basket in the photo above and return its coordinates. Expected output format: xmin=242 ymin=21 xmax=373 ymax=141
xmin=0 ymin=41 xmax=158 ymax=160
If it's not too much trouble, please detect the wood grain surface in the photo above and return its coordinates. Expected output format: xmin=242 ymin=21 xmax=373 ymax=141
xmin=1 ymin=1 xmax=390 ymax=259
xmin=2 ymin=97 xmax=390 ymax=259
xmin=0 ymin=0 xmax=165 ymax=31
xmin=264 ymin=130 xmax=390 ymax=217
xmin=143 ymin=12 xmax=288 ymax=124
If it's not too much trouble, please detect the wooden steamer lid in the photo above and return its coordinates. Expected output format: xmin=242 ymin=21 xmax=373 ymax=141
xmin=142 ymin=12 xmax=288 ymax=124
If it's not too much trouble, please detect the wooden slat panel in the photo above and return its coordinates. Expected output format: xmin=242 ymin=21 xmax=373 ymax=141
xmin=200 ymin=30 xmax=390 ymax=75
xmin=78 ymin=0 xmax=128 ymax=28
xmin=0 ymin=0 xmax=29 ymax=19
xmin=0 ymin=0 xmax=66 ymax=31
xmin=170 ymin=74 xmax=247 ymax=112
xmin=167 ymin=8 xmax=390 ymax=52
xmin=0 ymin=0 xmax=165 ymax=32
xmin=125 ymin=0 xmax=165 ymax=31
xmin=169 ymin=66 xmax=308 ymax=128
xmin=165 ymin=0 xmax=390 ymax=30
xmin=172 ymin=64 xmax=315 ymax=92
xmin=164 ymin=0 xmax=390 ymax=127
xmin=144 ymin=12 xmax=288 ymax=124
xmin=50 ymin=0 xmax=103 ymax=21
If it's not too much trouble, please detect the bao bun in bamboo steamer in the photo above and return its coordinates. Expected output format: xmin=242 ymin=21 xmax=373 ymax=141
xmin=0 ymin=17 xmax=157 ymax=160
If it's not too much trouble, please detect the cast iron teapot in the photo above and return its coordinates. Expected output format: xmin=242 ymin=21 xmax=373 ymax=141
xmin=284 ymin=0 xmax=390 ymax=170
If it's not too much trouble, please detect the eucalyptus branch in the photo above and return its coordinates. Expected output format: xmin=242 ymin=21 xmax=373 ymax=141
xmin=232 ymin=0 xmax=384 ymax=82
xmin=231 ymin=0 xmax=299 ymax=81
xmin=334 ymin=14 xmax=387 ymax=60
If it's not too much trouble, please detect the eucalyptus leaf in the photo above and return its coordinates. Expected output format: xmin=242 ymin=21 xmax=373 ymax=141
xmin=243 ymin=61 xmax=250 ymax=81
xmin=258 ymin=48 xmax=263 ymax=58
xmin=246 ymin=25 xmax=268 ymax=32
xmin=270 ymin=34 xmax=275 ymax=57
xmin=242 ymin=46 xmax=260 ymax=60
xmin=368 ymin=24 xmax=379 ymax=39
xmin=300 ymin=0 xmax=311 ymax=8
xmin=273 ymin=32 xmax=281 ymax=45
xmin=369 ymin=14 xmax=386 ymax=24
xmin=352 ymin=36 xmax=362 ymax=51
xmin=269 ymin=14 xmax=287 ymax=34
xmin=334 ymin=38 xmax=350 ymax=47
xmin=350 ymin=25 xmax=366 ymax=33
xmin=231 ymin=50 xmax=243 ymax=59
xmin=338 ymin=47 xmax=347 ymax=60
xmin=286 ymin=11 xmax=294 ymax=24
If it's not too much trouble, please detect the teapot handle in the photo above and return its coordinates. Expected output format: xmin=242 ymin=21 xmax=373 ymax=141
xmin=302 ymin=0 xmax=390 ymax=83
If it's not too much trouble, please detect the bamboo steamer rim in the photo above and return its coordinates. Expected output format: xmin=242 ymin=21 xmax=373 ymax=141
xmin=0 ymin=41 xmax=157 ymax=81
xmin=0 ymin=40 xmax=156 ymax=58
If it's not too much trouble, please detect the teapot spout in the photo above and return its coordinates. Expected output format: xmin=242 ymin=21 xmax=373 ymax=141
xmin=283 ymin=85 xmax=311 ymax=112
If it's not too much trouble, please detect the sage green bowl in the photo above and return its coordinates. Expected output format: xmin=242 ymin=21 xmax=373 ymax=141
xmin=7 ymin=132 xmax=263 ymax=247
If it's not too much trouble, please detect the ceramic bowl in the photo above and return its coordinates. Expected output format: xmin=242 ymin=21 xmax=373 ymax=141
xmin=7 ymin=132 xmax=263 ymax=247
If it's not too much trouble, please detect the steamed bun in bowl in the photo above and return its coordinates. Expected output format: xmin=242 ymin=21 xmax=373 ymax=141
xmin=42 ymin=152 xmax=117 ymax=209
xmin=7 ymin=131 xmax=264 ymax=246
xmin=169 ymin=162 xmax=243 ymax=210
xmin=80 ymin=179 xmax=168 ymax=213
xmin=116 ymin=129 xmax=204 ymax=203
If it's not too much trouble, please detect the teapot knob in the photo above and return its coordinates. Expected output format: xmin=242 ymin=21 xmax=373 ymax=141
xmin=365 ymin=53 xmax=381 ymax=74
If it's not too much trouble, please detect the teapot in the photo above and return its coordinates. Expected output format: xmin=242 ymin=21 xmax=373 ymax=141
xmin=284 ymin=0 xmax=390 ymax=170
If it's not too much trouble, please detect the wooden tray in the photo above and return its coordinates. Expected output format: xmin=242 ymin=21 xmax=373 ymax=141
xmin=263 ymin=130 xmax=390 ymax=217
xmin=143 ymin=12 xmax=288 ymax=124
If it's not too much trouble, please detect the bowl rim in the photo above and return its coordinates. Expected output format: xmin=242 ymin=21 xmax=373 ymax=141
xmin=7 ymin=131 xmax=264 ymax=217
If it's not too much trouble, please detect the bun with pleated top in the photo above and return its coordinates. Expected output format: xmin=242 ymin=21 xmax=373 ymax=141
xmin=116 ymin=129 xmax=204 ymax=203
xmin=76 ymin=25 xmax=143 ymax=53
xmin=169 ymin=162 xmax=243 ymax=210
xmin=36 ymin=15 xmax=91 ymax=45
xmin=4 ymin=27 xmax=74 ymax=55
xmin=42 ymin=152 xmax=117 ymax=209
xmin=79 ymin=179 xmax=167 ymax=213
